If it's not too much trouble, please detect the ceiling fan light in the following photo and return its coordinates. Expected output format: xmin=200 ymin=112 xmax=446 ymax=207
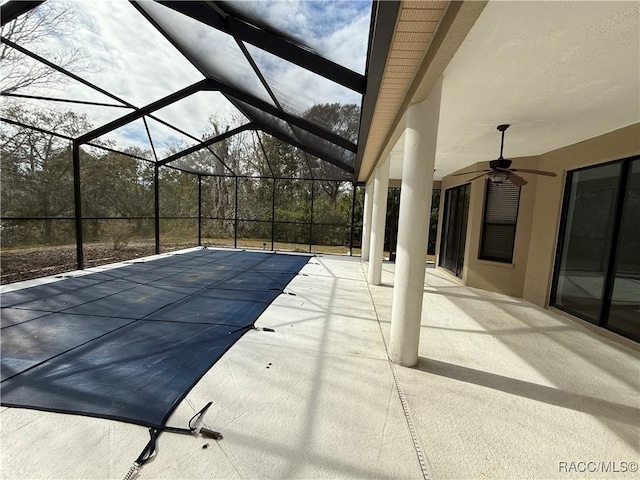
xmin=488 ymin=170 xmax=509 ymax=183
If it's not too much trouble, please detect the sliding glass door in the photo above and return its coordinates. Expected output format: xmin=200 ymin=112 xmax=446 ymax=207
xmin=607 ymin=159 xmax=640 ymax=340
xmin=551 ymin=156 xmax=639 ymax=342
xmin=439 ymin=183 xmax=470 ymax=277
xmin=552 ymin=162 xmax=621 ymax=323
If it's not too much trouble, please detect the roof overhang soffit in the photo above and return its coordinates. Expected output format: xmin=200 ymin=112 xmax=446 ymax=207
xmin=354 ymin=0 xmax=401 ymax=176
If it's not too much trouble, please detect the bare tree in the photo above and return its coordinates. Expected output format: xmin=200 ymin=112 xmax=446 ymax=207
xmin=0 ymin=104 xmax=93 ymax=243
xmin=1 ymin=1 xmax=90 ymax=93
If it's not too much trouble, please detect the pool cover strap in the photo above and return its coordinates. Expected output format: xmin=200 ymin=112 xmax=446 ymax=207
xmin=136 ymin=428 xmax=161 ymax=466
xmin=129 ymin=400 xmax=213 ymax=475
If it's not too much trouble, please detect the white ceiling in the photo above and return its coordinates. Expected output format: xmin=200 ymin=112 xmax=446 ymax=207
xmin=388 ymin=1 xmax=640 ymax=180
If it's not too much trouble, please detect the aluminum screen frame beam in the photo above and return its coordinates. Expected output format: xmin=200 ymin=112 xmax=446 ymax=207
xmin=129 ymin=1 xmax=357 ymax=169
xmin=157 ymin=123 xmax=254 ymax=167
xmin=1 ymin=37 xmax=134 ymax=107
xmin=256 ymin=123 xmax=354 ymax=174
xmin=0 ymin=117 xmax=74 ymax=141
xmin=158 ymin=120 xmax=354 ymax=176
xmin=205 ymin=80 xmax=357 ymax=153
xmin=72 ymin=140 xmax=83 ymax=269
xmin=0 ymin=1 xmax=45 ymax=26
xmin=76 ymin=79 xmax=209 ymax=144
xmin=1 ymin=92 xmax=132 ymax=109
xmin=223 ymin=94 xmax=355 ymax=174
xmin=156 ymin=0 xmax=366 ymax=94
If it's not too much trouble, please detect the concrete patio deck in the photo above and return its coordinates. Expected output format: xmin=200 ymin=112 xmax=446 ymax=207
xmin=1 ymin=251 xmax=638 ymax=479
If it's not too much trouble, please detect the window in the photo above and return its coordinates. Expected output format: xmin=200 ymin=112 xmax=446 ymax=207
xmin=479 ymin=180 xmax=521 ymax=263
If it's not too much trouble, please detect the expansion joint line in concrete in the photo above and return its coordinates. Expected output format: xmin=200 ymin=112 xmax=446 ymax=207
xmin=362 ymin=266 xmax=431 ymax=480
xmin=388 ymin=360 xmax=431 ymax=480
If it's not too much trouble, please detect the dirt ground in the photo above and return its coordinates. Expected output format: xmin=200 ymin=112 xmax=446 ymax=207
xmin=0 ymin=242 xmax=192 ymax=284
xmin=0 ymin=240 xmax=336 ymax=284
xmin=0 ymin=241 xmax=432 ymax=285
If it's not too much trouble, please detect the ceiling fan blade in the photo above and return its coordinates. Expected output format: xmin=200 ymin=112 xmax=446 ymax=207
xmin=507 ymin=171 xmax=527 ymax=186
xmin=510 ymin=168 xmax=557 ymax=177
xmin=467 ymin=172 xmax=489 ymax=182
xmin=451 ymin=169 xmax=490 ymax=177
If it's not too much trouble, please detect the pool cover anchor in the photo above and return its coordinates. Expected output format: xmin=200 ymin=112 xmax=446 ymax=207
xmin=200 ymin=427 xmax=223 ymax=440
xmin=255 ymin=326 xmax=275 ymax=332
xmin=228 ymin=324 xmax=275 ymax=335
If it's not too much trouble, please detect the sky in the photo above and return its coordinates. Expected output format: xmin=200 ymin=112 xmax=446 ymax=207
xmin=2 ymin=0 xmax=372 ymax=160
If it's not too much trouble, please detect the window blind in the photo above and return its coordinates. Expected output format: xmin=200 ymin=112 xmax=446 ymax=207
xmin=479 ymin=181 xmax=520 ymax=262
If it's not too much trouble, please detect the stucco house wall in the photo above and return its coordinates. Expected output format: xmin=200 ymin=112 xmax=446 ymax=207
xmin=436 ymin=123 xmax=640 ymax=306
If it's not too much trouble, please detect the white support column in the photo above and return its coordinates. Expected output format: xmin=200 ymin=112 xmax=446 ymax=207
xmin=389 ymin=78 xmax=443 ymax=367
xmin=367 ymin=158 xmax=390 ymax=285
xmin=361 ymin=179 xmax=374 ymax=261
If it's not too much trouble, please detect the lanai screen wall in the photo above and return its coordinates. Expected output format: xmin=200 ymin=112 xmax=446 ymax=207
xmin=0 ymin=0 xmax=375 ymax=282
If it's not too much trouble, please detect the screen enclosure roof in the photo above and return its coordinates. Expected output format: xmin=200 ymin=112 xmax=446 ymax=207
xmin=1 ymin=0 xmax=399 ymax=181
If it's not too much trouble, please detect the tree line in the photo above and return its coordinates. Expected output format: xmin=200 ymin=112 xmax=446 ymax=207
xmin=0 ymin=102 xmax=362 ymax=251
xmin=1 ymin=3 xmax=364 ymax=253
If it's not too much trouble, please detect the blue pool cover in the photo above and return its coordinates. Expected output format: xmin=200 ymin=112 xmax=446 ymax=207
xmin=0 ymin=249 xmax=309 ymax=428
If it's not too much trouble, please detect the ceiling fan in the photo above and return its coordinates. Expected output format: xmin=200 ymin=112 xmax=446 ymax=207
xmin=452 ymin=124 xmax=557 ymax=186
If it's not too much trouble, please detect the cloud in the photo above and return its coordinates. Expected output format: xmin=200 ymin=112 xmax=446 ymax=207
xmin=4 ymin=0 xmax=218 ymax=151
xmin=319 ymin=7 xmax=372 ymax=73
xmin=227 ymin=0 xmax=371 ymax=72
xmin=4 ymin=0 xmax=371 ymax=157
xmin=246 ymin=44 xmax=361 ymax=116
